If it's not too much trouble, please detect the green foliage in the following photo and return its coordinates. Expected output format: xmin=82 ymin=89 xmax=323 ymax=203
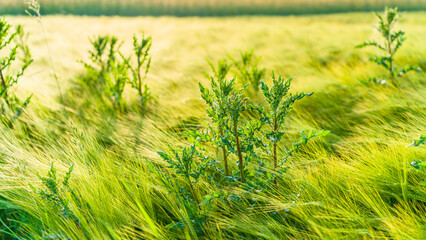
xmin=0 ymin=19 xmax=33 ymax=125
xmin=14 ymin=25 xmax=32 ymax=65
xmin=80 ymin=35 xmax=119 ymax=92
xmin=85 ymin=35 xmax=130 ymax=111
xmin=200 ymin=69 xmax=250 ymax=182
xmin=123 ymin=34 xmax=152 ymax=111
xmin=229 ymin=50 xmax=266 ymax=94
xmin=158 ymin=145 xmax=205 ymax=186
xmin=79 ymin=34 xmax=153 ymax=113
xmin=31 ymin=163 xmax=80 ymax=223
xmin=160 ymin=64 xmax=329 ymax=234
xmin=408 ymin=135 xmax=425 ymax=147
xmin=409 ymin=135 xmax=426 ymax=185
xmin=356 ymin=7 xmax=421 ymax=85
xmin=198 ymin=58 xmax=329 ymax=185
xmin=259 ymin=73 xmax=325 ymax=184
xmin=157 ymin=145 xmax=214 ymax=233
xmin=29 ymin=163 xmax=86 ymax=238
xmin=200 ymin=59 xmax=233 ymax=175
xmin=4 ymin=0 xmax=425 ymax=17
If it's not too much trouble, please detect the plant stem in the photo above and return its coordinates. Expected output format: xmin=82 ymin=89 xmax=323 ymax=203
xmin=137 ymin=57 xmax=144 ymax=110
xmin=387 ymin=34 xmax=395 ymax=85
xmin=0 ymin=68 xmax=9 ymax=106
xmin=219 ymin=124 xmax=229 ymax=176
xmin=273 ymin=118 xmax=278 ymax=186
xmin=188 ymin=178 xmax=201 ymax=210
xmin=233 ymin=122 xmax=245 ymax=183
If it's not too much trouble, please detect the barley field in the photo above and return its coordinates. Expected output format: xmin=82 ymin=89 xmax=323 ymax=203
xmin=1 ymin=2 xmax=426 ymax=240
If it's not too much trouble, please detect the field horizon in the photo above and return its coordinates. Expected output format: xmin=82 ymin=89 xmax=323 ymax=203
xmin=1 ymin=0 xmax=425 ymax=16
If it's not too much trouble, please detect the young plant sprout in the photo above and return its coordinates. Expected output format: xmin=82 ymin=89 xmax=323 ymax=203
xmin=258 ymin=73 xmax=330 ymax=185
xmin=224 ymin=80 xmax=250 ymax=183
xmin=199 ymin=59 xmax=232 ymax=176
xmin=122 ymin=34 xmax=152 ymax=111
xmin=80 ymin=34 xmax=154 ymax=113
xmin=356 ymin=7 xmax=421 ymax=85
xmin=260 ymin=73 xmax=313 ymax=184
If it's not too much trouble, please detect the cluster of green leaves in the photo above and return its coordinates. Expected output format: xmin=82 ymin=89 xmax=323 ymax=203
xmin=155 ymin=145 xmax=217 ymax=233
xmin=29 ymin=163 xmax=90 ymax=239
xmin=356 ymin=7 xmax=421 ymax=86
xmin=409 ymin=135 xmax=426 ymax=185
xmin=229 ymin=50 xmax=266 ymax=94
xmin=123 ymin=34 xmax=152 ymax=111
xmin=408 ymin=135 xmax=426 ymax=147
xmin=199 ymin=59 xmax=328 ymax=185
xmin=259 ymin=73 xmax=327 ymax=184
xmin=80 ymin=34 xmax=153 ymax=113
xmin=156 ymin=58 xmax=328 ymax=234
xmin=31 ymin=163 xmax=79 ymax=222
xmin=0 ymin=19 xmax=33 ymax=126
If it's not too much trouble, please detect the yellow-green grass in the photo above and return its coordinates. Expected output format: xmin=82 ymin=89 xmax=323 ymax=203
xmin=1 ymin=12 xmax=426 ymax=239
xmin=1 ymin=0 xmax=424 ymax=16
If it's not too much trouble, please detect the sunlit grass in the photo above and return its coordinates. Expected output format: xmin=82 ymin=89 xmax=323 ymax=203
xmin=0 ymin=12 xmax=425 ymax=239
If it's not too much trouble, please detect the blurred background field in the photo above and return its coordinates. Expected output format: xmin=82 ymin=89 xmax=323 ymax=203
xmin=1 ymin=0 xmax=425 ymax=16
xmin=5 ymin=12 xmax=425 ymax=106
